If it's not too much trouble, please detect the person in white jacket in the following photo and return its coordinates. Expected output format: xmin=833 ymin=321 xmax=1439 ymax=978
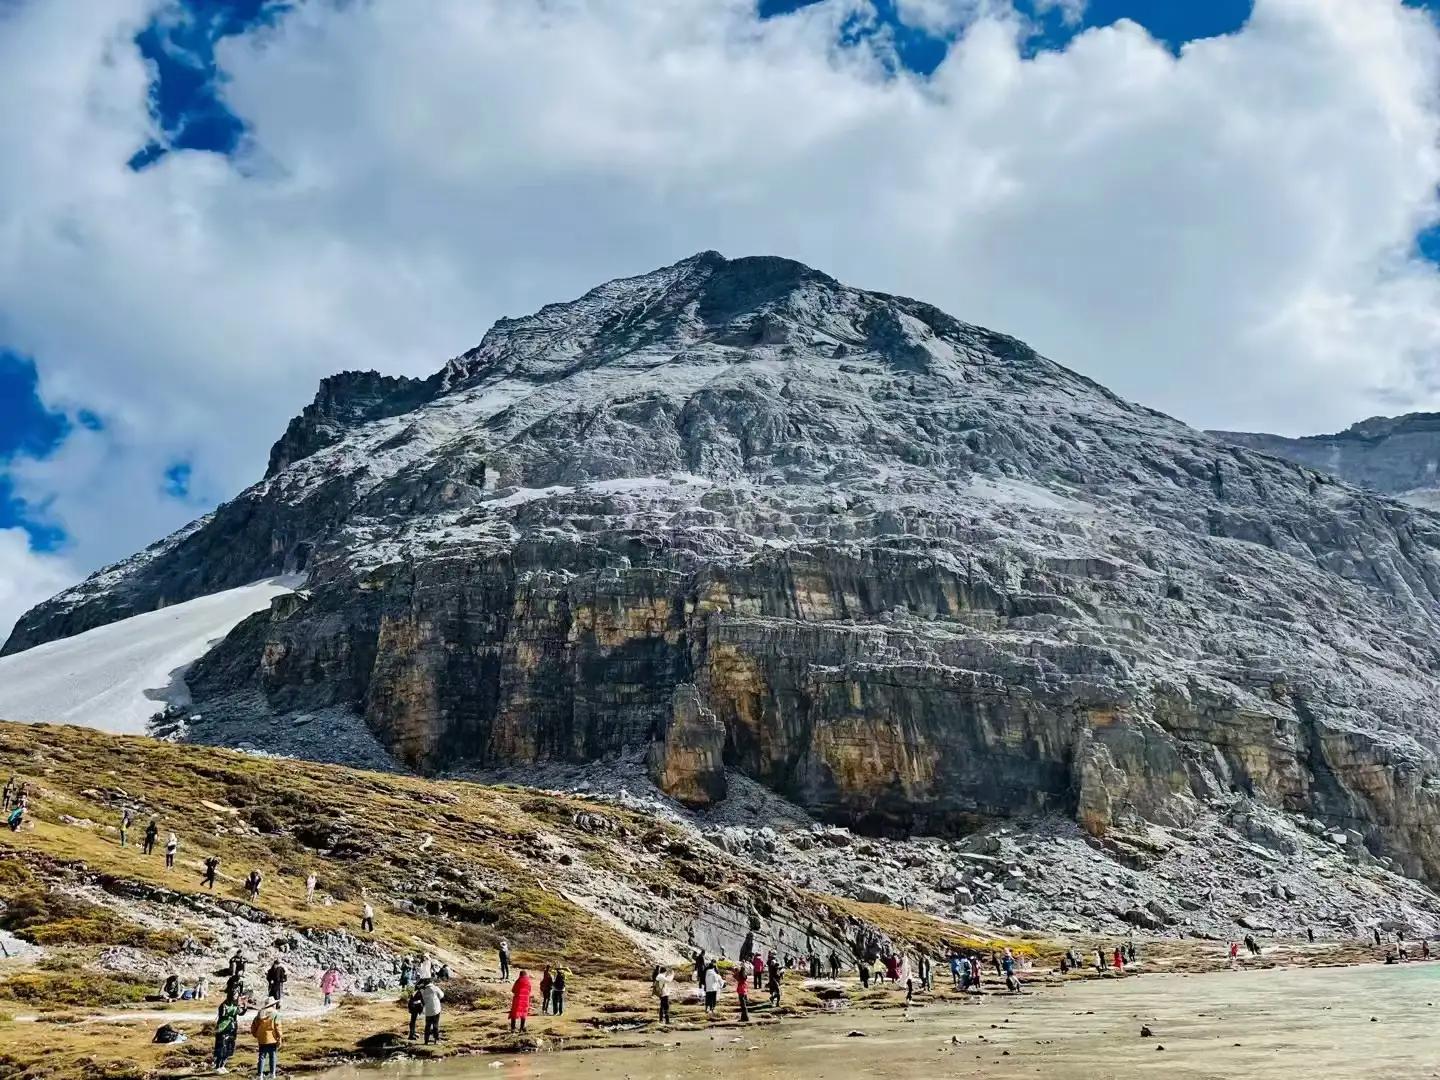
xmin=652 ymin=967 xmax=673 ymax=1024
xmin=702 ymin=963 xmax=724 ymax=1014
xmin=420 ymin=981 xmax=444 ymax=1044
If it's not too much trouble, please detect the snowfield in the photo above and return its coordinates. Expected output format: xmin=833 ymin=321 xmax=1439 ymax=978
xmin=0 ymin=577 xmax=300 ymax=734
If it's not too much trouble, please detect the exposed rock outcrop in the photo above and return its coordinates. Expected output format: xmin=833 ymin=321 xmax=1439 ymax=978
xmin=648 ymin=685 xmax=727 ymax=806
xmin=12 ymin=252 xmax=1440 ymax=890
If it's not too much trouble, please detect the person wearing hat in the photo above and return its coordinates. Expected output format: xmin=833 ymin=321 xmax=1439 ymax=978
xmin=250 ymin=996 xmax=282 ymax=1078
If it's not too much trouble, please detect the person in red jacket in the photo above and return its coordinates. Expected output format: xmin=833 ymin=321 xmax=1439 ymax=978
xmin=509 ymin=970 xmax=533 ymax=1033
xmin=734 ymin=963 xmax=750 ymax=1022
xmin=751 ymin=953 xmax=763 ymax=990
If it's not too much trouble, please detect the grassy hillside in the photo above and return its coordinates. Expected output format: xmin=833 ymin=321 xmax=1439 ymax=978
xmin=0 ymin=722 xmax=1021 ymax=1079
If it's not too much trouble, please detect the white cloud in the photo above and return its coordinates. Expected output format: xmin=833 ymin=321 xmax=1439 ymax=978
xmin=0 ymin=529 xmax=76 ymax=645
xmin=0 ymin=0 xmax=1439 ymax=603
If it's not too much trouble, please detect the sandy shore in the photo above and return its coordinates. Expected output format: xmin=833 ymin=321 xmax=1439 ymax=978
xmin=314 ymin=962 xmax=1440 ymax=1080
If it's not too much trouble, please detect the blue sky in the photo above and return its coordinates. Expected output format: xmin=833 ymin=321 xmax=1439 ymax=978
xmin=2 ymin=0 xmax=1440 ymax=634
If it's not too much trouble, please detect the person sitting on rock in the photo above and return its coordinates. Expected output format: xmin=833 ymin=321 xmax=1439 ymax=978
xmin=162 ymin=973 xmax=180 ymax=1000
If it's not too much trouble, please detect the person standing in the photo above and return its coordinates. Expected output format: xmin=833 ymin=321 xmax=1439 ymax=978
xmin=407 ymin=986 xmax=425 ymax=1040
xmin=735 ymin=963 xmax=750 ymax=1021
xmin=694 ymin=948 xmax=706 ymax=988
xmin=245 ymin=870 xmax=262 ymax=900
xmin=509 ymin=970 xmax=532 ymax=1032
xmin=653 ymin=966 xmax=672 ymax=1024
xmin=858 ymin=956 xmax=871 ymax=989
xmin=361 ymin=902 xmax=374 ymax=933
xmin=768 ymin=959 xmax=782 ymax=1006
xmin=164 ymin=831 xmax=178 ymax=869
xmin=202 ymin=855 xmax=220 ymax=889
xmin=499 ymin=939 xmax=511 ymax=980
xmin=829 ymin=950 xmax=842 ymax=980
xmin=539 ymin=966 xmax=554 ymax=1014
xmin=399 ymin=956 xmax=413 ymax=988
xmin=119 ymin=807 xmax=133 ymax=847
xmin=305 ymin=873 xmax=317 ymax=904
xmin=320 ymin=966 xmax=341 ymax=1007
xmin=703 ymin=962 xmax=723 ymax=1015
xmin=551 ymin=966 xmax=567 ymax=1015
xmin=421 ymin=979 xmax=445 ymax=1043
xmin=266 ymin=959 xmax=287 ymax=1004
xmin=250 ymin=997 xmax=282 ymax=1080
xmin=212 ymin=990 xmax=240 ymax=1073
xmin=143 ymin=817 xmax=159 ymax=855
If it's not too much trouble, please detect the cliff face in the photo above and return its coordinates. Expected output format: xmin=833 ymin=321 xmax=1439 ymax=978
xmin=1214 ymin=413 xmax=1440 ymax=507
xmin=13 ymin=252 xmax=1440 ymax=884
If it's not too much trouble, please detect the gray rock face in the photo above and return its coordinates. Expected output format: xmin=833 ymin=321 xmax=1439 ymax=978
xmin=12 ymin=251 xmax=1440 ymax=888
xmin=1214 ymin=413 xmax=1440 ymax=506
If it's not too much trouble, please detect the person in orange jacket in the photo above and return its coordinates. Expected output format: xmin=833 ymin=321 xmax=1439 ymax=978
xmin=250 ymin=996 xmax=282 ymax=1078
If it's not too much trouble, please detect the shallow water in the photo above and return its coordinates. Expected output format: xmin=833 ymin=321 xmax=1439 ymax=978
xmin=319 ymin=964 xmax=1440 ymax=1079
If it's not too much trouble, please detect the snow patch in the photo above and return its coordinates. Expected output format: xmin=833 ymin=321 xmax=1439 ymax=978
xmin=0 ymin=577 xmax=301 ymax=734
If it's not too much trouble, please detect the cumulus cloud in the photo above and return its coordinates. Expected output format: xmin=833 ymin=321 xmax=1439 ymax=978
xmin=1 ymin=0 xmax=1439 ymax=618
xmin=0 ymin=529 xmax=76 ymax=645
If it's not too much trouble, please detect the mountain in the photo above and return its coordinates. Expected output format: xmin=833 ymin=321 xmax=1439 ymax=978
xmin=11 ymin=251 xmax=1440 ymax=896
xmin=1213 ymin=413 xmax=1440 ymax=508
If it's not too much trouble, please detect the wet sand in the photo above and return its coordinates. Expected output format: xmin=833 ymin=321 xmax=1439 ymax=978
xmin=317 ymin=963 xmax=1440 ymax=1079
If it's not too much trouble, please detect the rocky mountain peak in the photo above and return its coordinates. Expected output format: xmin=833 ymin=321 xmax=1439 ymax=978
xmin=13 ymin=255 xmax=1440 ymax=897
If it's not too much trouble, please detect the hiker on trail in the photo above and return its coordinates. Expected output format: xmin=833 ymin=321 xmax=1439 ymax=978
xmin=552 ymin=966 xmax=567 ymax=1015
xmin=768 ymin=959 xmax=782 ymax=1006
xmin=858 ymin=957 xmax=871 ymax=988
xmin=509 ymin=970 xmax=532 ymax=1032
xmin=421 ymin=979 xmax=445 ymax=1043
xmin=499 ymin=939 xmax=511 ymax=980
xmin=540 ymin=966 xmax=554 ymax=1014
xmin=164 ymin=831 xmax=178 ymax=869
xmin=751 ymin=952 xmax=764 ymax=990
xmin=266 ymin=960 xmax=287 ymax=1004
xmin=119 ymin=807 xmax=133 ymax=847
xmin=703 ymin=962 xmax=723 ymax=1015
xmin=202 ymin=855 xmax=219 ymax=889
xmin=213 ymin=990 xmax=240 ymax=1073
xmin=245 ymin=870 xmax=262 ymax=900
xmin=735 ymin=963 xmax=751 ymax=1021
xmin=251 ymin=997 xmax=282 ymax=1079
xmin=143 ymin=817 xmax=159 ymax=855
xmin=361 ymin=902 xmax=374 ymax=932
xmin=305 ymin=873 xmax=317 ymax=904
xmin=653 ymin=966 xmax=672 ymax=1024
xmin=321 ymin=966 xmax=340 ymax=1006
xmin=829 ymin=950 xmax=842 ymax=979
xmin=407 ymin=986 xmax=425 ymax=1040
xmin=694 ymin=948 xmax=707 ymax=988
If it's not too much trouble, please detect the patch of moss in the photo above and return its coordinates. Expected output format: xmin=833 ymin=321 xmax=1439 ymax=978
xmin=0 ymin=889 xmax=189 ymax=952
xmin=0 ymin=970 xmax=153 ymax=1007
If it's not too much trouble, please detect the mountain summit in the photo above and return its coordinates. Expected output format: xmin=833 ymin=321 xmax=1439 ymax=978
xmin=11 ymin=252 xmax=1440 ymax=891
